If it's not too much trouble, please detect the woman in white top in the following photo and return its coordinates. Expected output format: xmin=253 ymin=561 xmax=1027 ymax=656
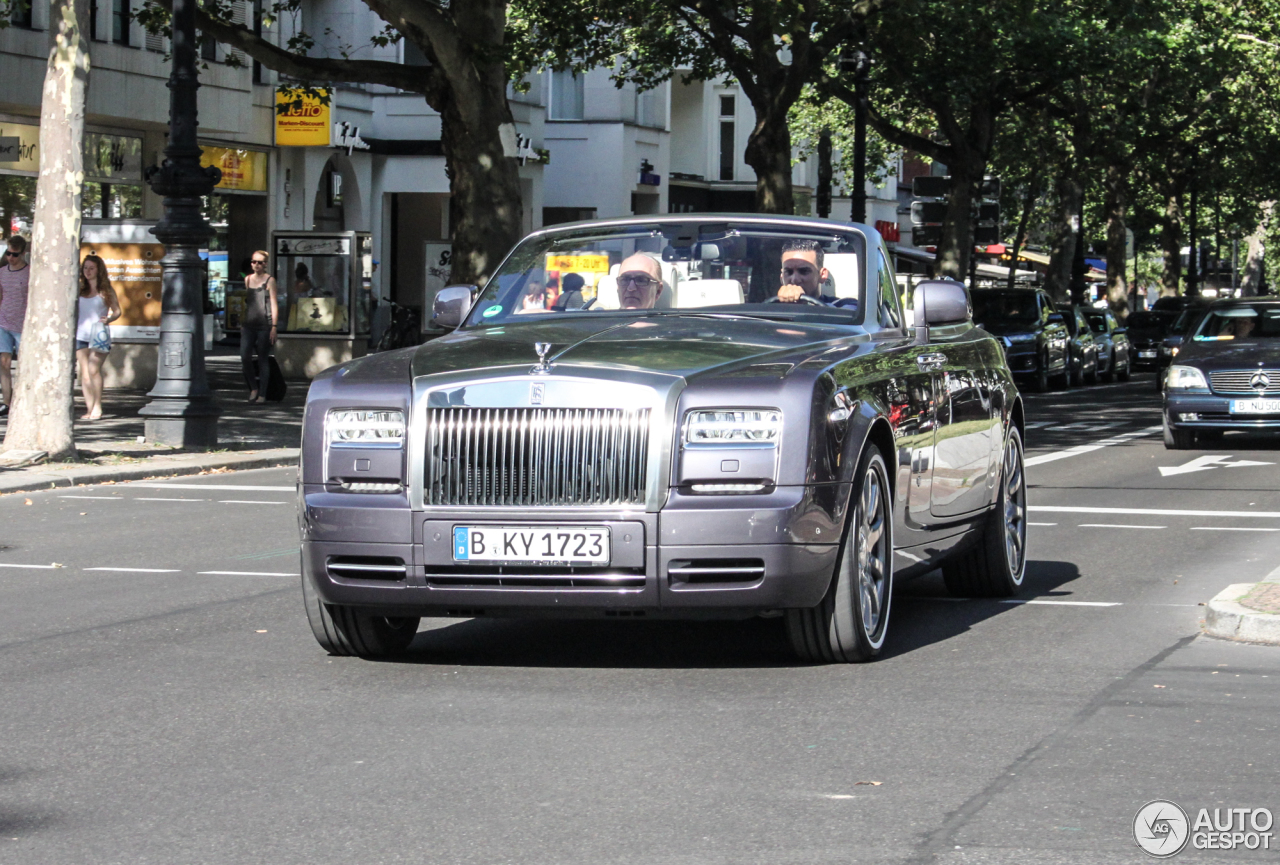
xmin=77 ymin=254 xmax=122 ymax=420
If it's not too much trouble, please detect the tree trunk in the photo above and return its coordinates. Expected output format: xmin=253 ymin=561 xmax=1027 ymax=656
xmin=1006 ymin=175 xmax=1039 ymax=291
xmin=1103 ymin=163 xmax=1130 ymax=320
xmin=1044 ymin=173 xmax=1080 ymax=303
xmin=3 ymin=0 xmax=89 ymax=460
xmin=935 ymin=158 xmax=981 ymax=281
xmin=1240 ymin=201 xmax=1272 ymax=297
xmin=1159 ymin=192 xmax=1184 ymax=297
xmin=439 ymin=90 xmax=523 ymax=287
xmin=743 ymin=100 xmax=794 ymax=215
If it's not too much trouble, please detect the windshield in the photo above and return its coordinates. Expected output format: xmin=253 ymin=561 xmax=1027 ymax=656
xmin=971 ymin=291 xmax=1039 ymax=323
xmin=1082 ymin=311 xmax=1108 ymax=333
xmin=1172 ymin=307 xmax=1208 ymax=333
xmin=461 ymin=221 xmax=866 ymax=328
xmin=1194 ymin=305 xmax=1280 ymax=341
xmin=1128 ymin=311 xmax=1172 ymax=330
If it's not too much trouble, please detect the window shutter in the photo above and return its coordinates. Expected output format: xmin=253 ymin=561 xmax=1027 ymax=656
xmin=227 ymin=1 xmax=247 ymax=66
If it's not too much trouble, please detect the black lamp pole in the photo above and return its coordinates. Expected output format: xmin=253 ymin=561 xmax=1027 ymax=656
xmin=850 ymin=50 xmax=870 ymax=225
xmin=141 ymin=0 xmax=221 ymax=447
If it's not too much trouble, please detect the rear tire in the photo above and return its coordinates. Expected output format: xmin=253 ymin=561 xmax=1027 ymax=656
xmin=1162 ymin=416 xmax=1196 ymax=450
xmin=302 ymin=573 xmax=420 ymax=658
xmin=942 ymin=427 xmax=1028 ymax=598
xmin=787 ymin=448 xmax=893 ymax=663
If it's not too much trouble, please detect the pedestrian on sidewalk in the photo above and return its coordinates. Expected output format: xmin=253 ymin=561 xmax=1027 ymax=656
xmin=242 ymin=249 xmax=278 ymax=403
xmin=0 ymin=234 xmax=30 ymax=415
xmin=76 ymin=254 xmax=121 ymax=421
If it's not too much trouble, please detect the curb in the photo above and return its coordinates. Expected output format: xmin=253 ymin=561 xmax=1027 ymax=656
xmin=1203 ymin=583 xmax=1280 ymax=645
xmin=0 ymin=447 xmax=299 ymax=495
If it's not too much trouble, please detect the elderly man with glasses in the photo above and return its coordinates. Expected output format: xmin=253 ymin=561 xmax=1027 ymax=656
xmin=615 ymin=253 xmax=665 ymax=310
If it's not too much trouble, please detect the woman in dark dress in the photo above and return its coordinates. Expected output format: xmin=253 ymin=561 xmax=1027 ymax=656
xmin=241 ymin=250 xmax=278 ymax=403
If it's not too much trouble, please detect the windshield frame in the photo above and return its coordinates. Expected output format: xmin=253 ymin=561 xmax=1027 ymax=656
xmin=457 ymin=217 xmax=870 ymax=331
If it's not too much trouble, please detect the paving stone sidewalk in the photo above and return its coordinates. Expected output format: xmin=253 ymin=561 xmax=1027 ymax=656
xmin=0 ymin=354 xmax=304 ymax=494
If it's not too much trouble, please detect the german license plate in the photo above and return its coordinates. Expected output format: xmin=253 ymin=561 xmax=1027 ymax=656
xmin=1230 ymin=399 xmax=1280 ymax=414
xmin=1139 ymin=350 xmax=1157 ymax=358
xmin=453 ymin=525 xmax=610 ymax=564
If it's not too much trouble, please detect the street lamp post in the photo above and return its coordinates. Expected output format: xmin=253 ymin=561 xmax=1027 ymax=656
xmin=140 ymin=0 xmax=222 ymax=447
xmin=849 ymin=50 xmax=870 ymax=226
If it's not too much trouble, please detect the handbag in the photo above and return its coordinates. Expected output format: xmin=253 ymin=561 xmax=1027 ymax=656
xmin=88 ymin=320 xmax=112 ymax=353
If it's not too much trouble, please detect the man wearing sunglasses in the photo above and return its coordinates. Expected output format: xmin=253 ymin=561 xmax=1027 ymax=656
xmin=615 ymin=253 xmax=665 ymax=310
xmin=775 ymin=239 xmax=855 ymax=308
xmin=0 ymin=235 xmax=30 ymax=415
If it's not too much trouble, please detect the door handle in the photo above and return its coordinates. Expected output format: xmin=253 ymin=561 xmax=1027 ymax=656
xmin=917 ymin=352 xmax=947 ymax=371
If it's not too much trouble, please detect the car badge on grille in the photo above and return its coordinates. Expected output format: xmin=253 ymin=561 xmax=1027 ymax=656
xmin=531 ymin=342 xmax=553 ymax=375
xmin=530 ymin=382 xmax=545 ymax=404
xmin=1251 ymin=371 xmax=1270 ymax=391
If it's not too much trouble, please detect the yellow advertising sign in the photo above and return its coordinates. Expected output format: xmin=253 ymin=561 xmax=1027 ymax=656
xmin=546 ymin=254 xmax=611 ymax=275
xmin=0 ymin=121 xmax=40 ymax=174
xmin=200 ymin=146 xmax=268 ymax=192
xmin=275 ymin=89 xmax=331 ymax=146
xmin=81 ymin=242 xmax=164 ymax=328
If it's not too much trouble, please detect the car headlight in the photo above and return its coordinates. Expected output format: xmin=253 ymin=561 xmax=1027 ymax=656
xmin=684 ymin=409 xmax=782 ymax=446
xmin=1165 ymin=365 xmax=1207 ymax=390
xmin=327 ymin=409 xmax=405 ymax=447
xmin=1004 ymin=333 xmax=1037 ymax=344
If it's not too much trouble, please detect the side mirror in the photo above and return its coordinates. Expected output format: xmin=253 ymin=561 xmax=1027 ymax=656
xmin=912 ymin=280 xmax=972 ymax=336
xmin=1047 ymin=312 xmax=1065 ymax=324
xmin=432 ymin=284 xmax=477 ymax=329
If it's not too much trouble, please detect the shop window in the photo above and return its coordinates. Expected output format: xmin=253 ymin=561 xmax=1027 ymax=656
xmin=199 ymin=30 xmax=218 ymax=62
xmin=0 ymin=176 xmax=37 ymax=239
xmin=10 ymin=0 xmax=33 ymax=28
xmin=275 ymin=252 xmax=353 ymax=335
xmin=81 ymin=182 xmax=143 ymax=219
xmin=549 ymin=71 xmax=584 ymax=121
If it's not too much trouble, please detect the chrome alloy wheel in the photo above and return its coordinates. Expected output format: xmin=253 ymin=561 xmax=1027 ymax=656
xmin=856 ymin=465 xmax=890 ymax=639
xmin=1002 ymin=433 xmax=1027 ymax=579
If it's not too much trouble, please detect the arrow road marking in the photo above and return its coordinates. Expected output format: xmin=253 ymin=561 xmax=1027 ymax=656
xmin=1159 ymin=455 xmax=1276 ymax=476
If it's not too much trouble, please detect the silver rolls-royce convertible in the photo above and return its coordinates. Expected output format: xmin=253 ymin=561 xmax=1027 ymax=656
xmin=298 ymin=216 xmax=1027 ymax=662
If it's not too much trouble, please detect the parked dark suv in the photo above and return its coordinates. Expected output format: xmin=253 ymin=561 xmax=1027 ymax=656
xmin=971 ymin=288 xmax=1070 ymax=391
xmin=1163 ymin=298 xmax=1280 ymax=447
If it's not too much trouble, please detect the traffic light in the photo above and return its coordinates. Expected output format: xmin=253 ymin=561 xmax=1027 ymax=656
xmin=912 ymin=226 xmax=942 ymax=246
xmin=910 ymin=200 xmax=948 ymax=226
xmin=912 ymin=176 xmax=951 ymax=198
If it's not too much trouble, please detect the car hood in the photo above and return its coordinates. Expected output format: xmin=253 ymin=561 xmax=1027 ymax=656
xmin=409 ymin=314 xmax=866 ymax=380
xmin=1174 ymin=340 xmax=1280 ymax=370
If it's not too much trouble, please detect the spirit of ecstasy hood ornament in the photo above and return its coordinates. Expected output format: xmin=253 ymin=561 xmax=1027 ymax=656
xmin=531 ymin=342 xmax=553 ymax=375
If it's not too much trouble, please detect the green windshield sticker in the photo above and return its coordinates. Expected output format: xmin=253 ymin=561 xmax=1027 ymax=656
xmin=482 ymin=304 xmax=503 ymax=318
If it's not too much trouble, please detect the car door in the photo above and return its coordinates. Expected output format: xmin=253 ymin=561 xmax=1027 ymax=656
xmin=928 ymin=329 xmax=998 ymax=519
xmin=1042 ymin=293 xmax=1069 ymax=371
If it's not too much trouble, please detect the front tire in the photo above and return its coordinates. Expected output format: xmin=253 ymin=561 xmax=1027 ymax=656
xmin=787 ymin=447 xmax=893 ymax=663
xmin=1162 ymin=416 xmax=1196 ymax=450
xmin=302 ymin=573 xmax=420 ymax=658
xmin=1033 ymin=355 xmax=1050 ymax=393
xmin=942 ymin=427 xmax=1028 ymax=597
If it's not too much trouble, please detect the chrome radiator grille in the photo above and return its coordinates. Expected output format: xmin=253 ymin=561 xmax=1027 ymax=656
xmin=424 ymin=407 xmax=650 ymax=506
xmin=1209 ymin=370 xmax=1280 ymax=395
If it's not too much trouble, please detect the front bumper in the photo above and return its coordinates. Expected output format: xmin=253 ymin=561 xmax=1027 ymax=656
xmin=300 ymin=485 xmax=843 ymax=617
xmin=1165 ymin=392 xmax=1280 ymax=430
xmin=1003 ymin=347 xmax=1040 ymax=375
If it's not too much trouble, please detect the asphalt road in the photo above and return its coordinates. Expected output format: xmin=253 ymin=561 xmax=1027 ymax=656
xmin=1 ymin=371 xmax=1277 ymax=865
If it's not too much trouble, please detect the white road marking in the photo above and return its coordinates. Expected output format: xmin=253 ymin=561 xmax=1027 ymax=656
xmin=135 ymin=497 xmax=205 ymax=502
xmin=1190 ymin=526 xmax=1280 ymax=532
xmin=1030 ymin=505 xmax=1280 ymax=519
xmin=1029 ymin=522 xmax=1058 ymax=526
xmin=894 ymin=549 xmax=926 ymax=563
xmin=1025 ymin=426 xmax=1163 ymax=467
xmin=198 ymin=570 xmax=298 ymax=577
xmin=0 ymin=563 xmax=61 ymax=569
xmin=1079 ymin=523 xmax=1166 ymax=530
xmin=129 ymin=483 xmax=294 ymax=491
xmin=84 ymin=567 xmax=181 ymax=573
xmin=1159 ymin=455 xmax=1275 ymax=476
xmin=58 ymin=495 xmax=121 ymax=500
xmin=218 ymin=500 xmax=289 ymax=505
xmin=1001 ymin=599 xmax=1122 ymax=607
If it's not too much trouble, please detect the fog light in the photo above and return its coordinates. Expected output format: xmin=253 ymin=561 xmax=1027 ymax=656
xmin=1178 ymin=413 xmax=1200 ymax=422
xmin=689 ymin=482 xmax=769 ymax=494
